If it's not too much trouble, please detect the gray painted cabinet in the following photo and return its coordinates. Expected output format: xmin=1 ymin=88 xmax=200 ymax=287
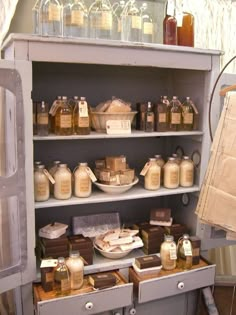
xmin=0 ymin=34 xmax=227 ymax=314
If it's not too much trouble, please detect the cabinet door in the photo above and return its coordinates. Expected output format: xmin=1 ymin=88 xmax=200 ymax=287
xmin=0 ymin=60 xmax=36 ymax=293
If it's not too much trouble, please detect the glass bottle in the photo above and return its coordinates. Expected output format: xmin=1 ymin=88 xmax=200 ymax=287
xmin=145 ymin=101 xmax=154 ymax=132
xmin=154 ymin=154 xmax=165 ymax=185
xmin=66 ymin=250 xmax=84 ymax=289
xmin=160 ymin=235 xmax=177 ymax=270
xmin=54 ymin=164 xmax=72 ymax=200
xmin=50 ymin=96 xmax=62 ymax=134
xmin=181 ymin=96 xmax=194 ymax=131
xmin=168 ymin=96 xmax=182 ymax=131
xmin=180 ymin=156 xmax=194 ymax=187
xmin=144 ymin=158 xmax=161 ymax=190
xmin=40 ymin=0 xmax=62 ymax=36
xmin=34 ymin=165 xmax=50 ymax=202
xmin=163 ymin=0 xmax=177 ymax=45
xmin=154 ymin=96 xmax=169 ymax=132
xmin=112 ymin=0 xmax=125 ymax=40
xmin=73 ymin=96 xmax=90 ymax=135
xmin=54 ymin=257 xmax=70 ymax=294
xmin=121 ymin=0 xmax=141 ymax=42
xmin=32 ymin=0 xmax=43 ymax=34
xmin=55 ymin=96 xmax=73 ymax=135
xmin=177 ymin=234 xmax=193 ymax=270
xmin=37 ymin=101 xmax=49 ymax=136
xmin=163 ymin=157 xmax=179 ymax=189
xmin=63 ymin=0 xmax=88 ymax=38
xmin=89 ymin=0 xmax=113 ymax=40
xmin=48 ymin=160 xmax=61 ymax=194
xmin=140 ymin=2 xmax=153 ymax=43
xmin=177 ymin=1 xmax=194 ymax=47
xmin=73 ymin=162 xmax=92 ymax=197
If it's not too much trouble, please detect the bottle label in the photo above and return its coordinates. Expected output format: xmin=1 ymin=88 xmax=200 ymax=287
xmin=101 ymin=12 xmax=112 ymax=30
xmin=60 ymin=115 xmax=72 ymax=128
xmin=71 ymin=271 xmax=83 ymax=285
xmin=131 ymin=16 xmax=141 ymax=30
xmin=150 ymin=173 xmax=160 ymax=186
xmin=158 ymin=113 xmax=167 ymax=123
xmin=37 ymin=113 xmax=48 ymax=125
xmin=169 ymin=244 xmax=177 ymax=260
xmin=79 ymin=101 xmax=88 ymax=117
xmin=48 ymin=4 xmax=61 ymax=22
xmin=71 ymin=10 xmax=84 ymax=26
xmin=36 ymin=182 xmax=48 ymax=197
xmin=86 ymin=167 xmax=97 ymax=182
xmin=118 ymin=20 xmax=121 ymax=33
xmin=140 ymin=162 xmax=151 ymax=176
xmin=185 ymin=170 xmax=193 ymax=183
xmin=78 ymin=178 xmax=90 ymax=192
xmin=60 ymin=180 xmax=71 ymax=195
xmin=143 ymin=22 xmax=153 ymax=35
xmin=61 ymin=278 xmax=70 ymax=292
xmin=171 ymin=113 xmax=181 ymax=124
xmin=78 ymin=116 xmax=89 ymax=127
xmin=64 ymin=14 xmax=71 ymax=26
xmin=183 ymin=113 xmax=193 ymax=124
xmin=170 ymin=170 xmax=178 ymax=185
xmin=183 ymin=240 xmax=192 ymax=256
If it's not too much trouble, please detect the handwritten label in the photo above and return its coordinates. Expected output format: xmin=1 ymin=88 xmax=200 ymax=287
xmin=106 ymin=120 xmax=131 ymax=134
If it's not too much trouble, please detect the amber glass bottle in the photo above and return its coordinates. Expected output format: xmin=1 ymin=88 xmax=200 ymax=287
xmin=163 ymin=0 xmax=177 ymax=45
xmin=55 ymin=96 xmax=73 ymax=135
xmin=73 ymin=97 xmax=90 ymax=135
xmin=177 ymin=3 xmax=194 ymax=47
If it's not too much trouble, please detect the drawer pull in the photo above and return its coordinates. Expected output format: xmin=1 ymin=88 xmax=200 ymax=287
xmin=129 ymin=308 xmax=137 ymax=315
xmin=177 ymin=282 xmax=185 ymax=290
xmin=85 ymin=302 xmax=94 ymax=310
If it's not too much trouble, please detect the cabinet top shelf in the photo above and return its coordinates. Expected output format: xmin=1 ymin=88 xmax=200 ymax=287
xmin=2 ymin=34 xmax=222 ymax=71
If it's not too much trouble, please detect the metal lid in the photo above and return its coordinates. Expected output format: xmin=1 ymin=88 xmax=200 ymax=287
xmin=79 ymin=162 xmax=88 ymax=166
xmin=149 ymin=158 xmax=156 ymax=162
xmin=69 ymin=250 xmax=80 ymax=258
xmin=59 ymin=163 xmax=68 ymax=168
xmin=164 ymin=234 xmax=174 ymax=241
xmin=57 ymin=257 xmax=65 ymax=263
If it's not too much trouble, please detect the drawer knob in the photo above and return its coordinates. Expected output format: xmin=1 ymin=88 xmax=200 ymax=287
xmin=85 ymin=302 xmax=94 ymax=310
xmin=129 ymin=308 xmax=137 ymax=315
xmin=177 ymin=282 xmax=185 ymax=290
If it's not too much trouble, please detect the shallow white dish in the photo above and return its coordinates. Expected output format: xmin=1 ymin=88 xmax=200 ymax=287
xmin=132 ymin=262 xmax=162 ymax=277
xmin=94 ymin=177 xmax=139 ymax=194
xmin=94 ymin=243 xmax=132 ymax=259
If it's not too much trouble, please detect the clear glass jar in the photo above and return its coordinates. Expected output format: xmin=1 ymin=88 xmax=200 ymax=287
xmin=140 ymin=2 xmax=153 ymax=43
xmin=154 ymin=154 xmax=165 ymax=185
xmin=160 ymin=235 xmax=177 ymax=270
xmin=54 ymin=257 xmax=70 ymax=294
xmin=34 ymin=165 xmax=50 ymax=201
xmin=112 ymin=0 xmax=125 ymax=40
xmin=144 ymin=158 xmax=161 ymax=190
xmin=63 ymin=0 xmax=88 ymax=38
xmin=177 ymin=234 xmax=193 ymax=270
xmin=73 ymin=97 xmax=90 ymax=135
xmin=40 ymin=0 xmax=62 ymax=36
xmin=180 ymin=156 xmax=194 ymax=187
xmin=49 ymin=160 xmax=61 ymax=194
xmin=163 ymin=157 xmax=180 ymax=189
xmin=32 ymin=0 xmax=43 ymax=34
xmin=154 ymin=96 xmax=169 ymax=132
xmin=55 ymin=96 xmax=73 ymax=135
xmin=54 ymin=164 xmax=72 ymax=200
xmin=73 ymin=162 xmax=92 ymax=197
xmin=66 ymin=250 xmax=84 ymax=289
xmin=121 ymin=0 xmax=141 ymax=42
xmin=89 ymin=0 xmax=113 ymax=39
xmin=168 ymin=96 xmax=182 ymax=131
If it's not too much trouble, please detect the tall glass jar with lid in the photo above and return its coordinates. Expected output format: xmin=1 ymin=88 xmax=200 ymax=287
xmin=34 ymin=164 xmax=50 ymax=201
xmin=121 ymin=0 xmax=141 ymax=42
xmin=89 ymin=0 xmax=113 ymax=39
xmin=66 ymin=250 xmax=84 ymax=289
xmin=73 ymin=162 xmax=92 ymax=197
xmin=40 ymin=0 xmax=62 ymax=36
xmin=112 ymin=0 xmax=125 ymax=40
xmin=180 ymin=156 xmax=194 ymax=187
xmin=154 ymin=154 xmax=165 ymax=185
xmin=144 ymin=158 xmax=161 ymax=190
xmin=54 ymin=164 xmax=72 ymax=200
xmin=55 ymin=96 xmax=73 ymax=135
xmin=160 ymin=235 xmax=177 ymax=270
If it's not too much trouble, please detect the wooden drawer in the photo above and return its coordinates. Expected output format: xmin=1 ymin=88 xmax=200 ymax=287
xmin=129 ymin=258 xmax=215 ymax=303
xmin=34 ymin=271 xmax=133 ymax=315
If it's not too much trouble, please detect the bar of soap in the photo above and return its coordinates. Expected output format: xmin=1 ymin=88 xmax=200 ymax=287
xmin=88 ymin=273 xmax=117 ymax=289
xmin=135 ymin=255 xmax=161 ymax=269
xmin=150 ymin=208 xmax=171 ymax=222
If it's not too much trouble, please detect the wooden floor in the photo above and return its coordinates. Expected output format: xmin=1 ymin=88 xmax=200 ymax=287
xmin=199 ymin=285 xmax=236 ymax=315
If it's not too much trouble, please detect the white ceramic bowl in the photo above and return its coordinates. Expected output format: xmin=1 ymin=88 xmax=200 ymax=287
xmin=93 ymin=243 xmax=132 ymax=259
xmin=94 ymin=177 xmax=139 ymax=194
